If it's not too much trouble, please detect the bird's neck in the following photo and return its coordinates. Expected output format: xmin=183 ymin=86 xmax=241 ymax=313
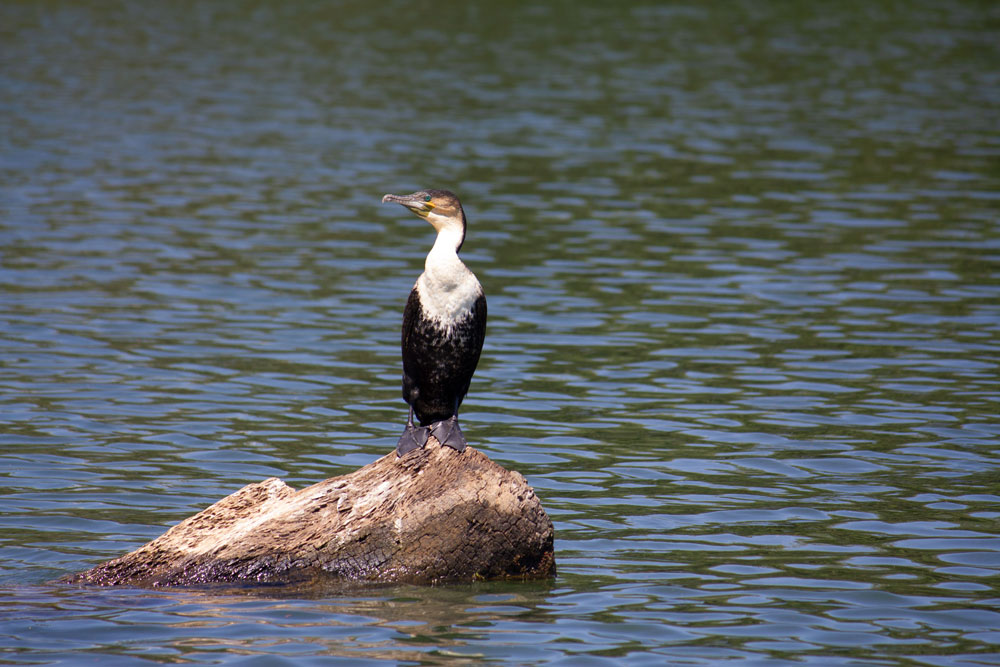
xmin=424 ymin=225 xmax=467 ymax=278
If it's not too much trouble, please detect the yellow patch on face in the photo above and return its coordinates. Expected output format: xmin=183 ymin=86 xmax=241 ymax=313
xmin=406 ymin=199 xmax=435 ymax=218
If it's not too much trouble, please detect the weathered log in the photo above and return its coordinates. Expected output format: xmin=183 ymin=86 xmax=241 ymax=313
xmin=64 ymin=438 xmax=555 ymax=587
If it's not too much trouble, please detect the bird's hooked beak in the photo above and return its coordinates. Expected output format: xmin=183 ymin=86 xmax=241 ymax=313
xmin=382 ymin=192 xmax=435 ymax=219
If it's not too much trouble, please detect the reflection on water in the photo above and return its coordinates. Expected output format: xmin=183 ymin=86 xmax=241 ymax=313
xmin=2 ymin=0 xmax=999 ymax=664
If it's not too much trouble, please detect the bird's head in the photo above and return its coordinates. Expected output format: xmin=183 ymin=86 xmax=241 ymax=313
xmin=382 ymin=189 xmax=466 ymax=243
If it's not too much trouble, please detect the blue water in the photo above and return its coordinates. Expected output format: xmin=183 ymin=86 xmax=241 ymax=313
xmin=2 ymin=1 xmax=999 ymax=664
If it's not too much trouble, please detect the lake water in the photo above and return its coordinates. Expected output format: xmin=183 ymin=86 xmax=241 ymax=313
xmin=2 ymin=1 xmax=999 ymax=664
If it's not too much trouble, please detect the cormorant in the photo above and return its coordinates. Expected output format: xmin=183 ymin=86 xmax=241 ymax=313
xmin=381 ymin=189 xmax=487 ymax=456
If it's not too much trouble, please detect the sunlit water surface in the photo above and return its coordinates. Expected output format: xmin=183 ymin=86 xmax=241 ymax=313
xmin=2 ymin=2 xmax=999 ymax=665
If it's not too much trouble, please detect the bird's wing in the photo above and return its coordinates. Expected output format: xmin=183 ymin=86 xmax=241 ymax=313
xmin=400 ymin=287 xmax=423 ymax=403
xmin=472 ymin=292 xmax=487 ymax=358
xmin=401 ymin=287 xmax=421 ymax=352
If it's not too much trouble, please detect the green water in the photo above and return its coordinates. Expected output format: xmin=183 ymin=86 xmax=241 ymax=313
xmin=2 ymin=1 xmax=999 ymax=664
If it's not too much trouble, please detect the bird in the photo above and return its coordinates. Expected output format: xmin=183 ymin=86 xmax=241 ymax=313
xmin=381 ymin=189 xmax=487 ymax=456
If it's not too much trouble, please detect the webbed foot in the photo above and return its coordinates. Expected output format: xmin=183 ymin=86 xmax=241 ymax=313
xmin=397 ymin=424 xmax=430 ymax=456
xmin=430 ymin=416 xmax=467 ymax=452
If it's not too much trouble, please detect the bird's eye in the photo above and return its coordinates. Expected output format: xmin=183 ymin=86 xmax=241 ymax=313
xmin=424 ymin=195 xmax=432 ymax=202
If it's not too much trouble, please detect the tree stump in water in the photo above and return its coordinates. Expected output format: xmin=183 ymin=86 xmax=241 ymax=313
xmin=65 ymin=438 xmax=555 ymax=587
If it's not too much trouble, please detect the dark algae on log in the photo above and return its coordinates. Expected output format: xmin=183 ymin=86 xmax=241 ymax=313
xmin=65 ymin=439 xmax=555 ymax=588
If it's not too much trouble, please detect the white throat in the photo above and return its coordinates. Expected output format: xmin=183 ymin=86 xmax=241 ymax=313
xmin=416 ymin=225 xmax=481 ymax=331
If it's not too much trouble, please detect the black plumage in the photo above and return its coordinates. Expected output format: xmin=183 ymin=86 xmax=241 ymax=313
xmin=401 ymin=288 xmax=487 ymax=426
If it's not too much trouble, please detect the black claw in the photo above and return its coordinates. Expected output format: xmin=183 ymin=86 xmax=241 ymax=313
xmin=430 ymin=416 xmax=467 ymax=452
xmin=397 ymin=425 xmax=430 ymax=456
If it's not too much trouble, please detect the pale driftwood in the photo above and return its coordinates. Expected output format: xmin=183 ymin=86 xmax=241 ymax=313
xmin=65 ymin=439 xmax=555 ymax=587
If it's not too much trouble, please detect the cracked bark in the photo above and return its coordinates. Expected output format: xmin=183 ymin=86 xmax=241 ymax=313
xmin=63 ymin=438 xmax=555 ymax=587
